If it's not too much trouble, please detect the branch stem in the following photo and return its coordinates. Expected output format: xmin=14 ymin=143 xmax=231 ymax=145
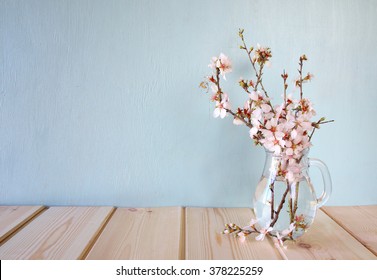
xmin=270 ymin=184 xmax=290 ymax=228
xmin=270 ymin=182 xmax=275 ymax=220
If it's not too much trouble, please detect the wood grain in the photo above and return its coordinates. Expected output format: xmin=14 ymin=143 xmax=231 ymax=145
xmin=86 ymin=207 xmax=184 ymax=260
xmin=282 ymin=210 xmax=377 ymax=259
xmin=322 ymin=206 xmax=377 ymax=256
xmin=0 ymin=207 xmax=114 ymax=259
xmin=185 ymin=208 xmax=282 ymax=260
xmin=0 ymin=206 xmax=45 ymax=243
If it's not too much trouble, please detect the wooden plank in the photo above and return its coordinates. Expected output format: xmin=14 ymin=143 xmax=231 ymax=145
xmin=282 ymin=210 xmax=377 ymax=259
xmin=0 ymin=206 xmax=114 ymax=259
xmin=185 ymin=208 xmax=282 ymax=260
xmin=322 ymin=206 xmax=377 ymax=256
xmin=0 ymin=206 xmax=45 ymax=243
xmin=86 ymin=207 xmax=184 ymax=260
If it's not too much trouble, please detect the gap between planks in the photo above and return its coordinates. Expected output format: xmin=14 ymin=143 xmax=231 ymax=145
xmin=0 ymin=206 xmax=47 ymax=246
xmin=79 ymin=207 xmax=117 ymax=260
xmin=179 ymin=207 xmax=186 ymax=260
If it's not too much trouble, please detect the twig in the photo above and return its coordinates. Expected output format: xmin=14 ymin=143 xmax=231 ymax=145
xmin=309 ymin=119 xmax=334 ymax=141
xmin=282 ymin=70 xmax=288 ymax=106
xmin=270 ymin=182 xmax=275 ymax=220
xmin=239 ymin=31 xmax=270 ymax=98
xmin=270 ymin=184 xmax=290 ymax=228
xmin=215 ymin=68 xmax=222 ymax=102
xmin=298 ymin=59 xmax=304 ymax=100
xmin=226 ymin=109 xmax=253 ymax=128
xmin=293 ymin=182 xmax=299 ymax=217
xmin=214 ymin=62 xmax=254 ymax=129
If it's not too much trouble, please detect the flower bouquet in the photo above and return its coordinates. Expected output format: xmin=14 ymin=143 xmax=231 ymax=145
xmin=200 ymin=29 xmax=333 ymax=247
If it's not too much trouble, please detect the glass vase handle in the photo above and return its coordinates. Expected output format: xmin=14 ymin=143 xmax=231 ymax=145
xmin=309 ymin=158 xmax=332 ymax=208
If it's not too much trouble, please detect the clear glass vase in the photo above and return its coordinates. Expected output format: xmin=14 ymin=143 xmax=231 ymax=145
xmin=253 ymin=149 xmax=332 ymax=240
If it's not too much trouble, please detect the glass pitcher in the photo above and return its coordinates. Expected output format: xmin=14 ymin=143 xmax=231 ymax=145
xmin=253 ymin=149 xmax=332 ymax=240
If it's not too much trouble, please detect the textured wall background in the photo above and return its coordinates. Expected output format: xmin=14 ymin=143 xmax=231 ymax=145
xmin=1 ymin=0 xmax=376 ymax=207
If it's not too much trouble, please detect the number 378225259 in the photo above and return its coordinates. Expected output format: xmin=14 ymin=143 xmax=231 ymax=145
xmin=209 ymin=266 xmax=263 ymax=276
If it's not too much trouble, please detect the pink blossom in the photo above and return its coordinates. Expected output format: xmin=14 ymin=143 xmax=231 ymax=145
xmin=249 ymin=115 xmax=261 ymax=138
xmin=217 ymin=53 xmax=232 ymax=79
xmin=255 ymin=223 xmax=273 ymax=241
xmin=275 ymin=232 xmax=289 ymax=249
xmin=295 ymin=116 xmax=312 ymax=131
xmin=285 ymin=147 xmax=294 ymax=156
xmin=261 ymin=104 xmax=272 ymax=113
xmin=249 ymin=126 xmax=259 ymax=138
xmin=211 ymin=84 xmax=218 ymax=94
xmin=285 ymin=161 xmax=302 ymax=183
xmin=274 ymin=223 xmax=295 ymax=248
xmin=233 ymin=117 xmax=244 ymax=125
xmin=213 ymin=93 xmax=230 ymax=119
xmin=260 ymin=118 xmax=286 ymax=155
xmin=242 ymin=219 xmax=258 ymax=231
xmin=210 ymin=94 xmax=218 ymax=102
xmin=237 ymin=232 xmax=246 ymax=242
xmin=249 ymin=91 xmax=273 ymax=126
xmin=243 ymin=99 xmax=251 ymax=111
xmin=282 ymin=223 xmax=296 ymax=236
xmin=252 ymin=44 xmax=272 ymax=64
xmin=208 ymin=56 xmax=218 ymax=69
xmin=299 ymin=98 xmax=316 ymax=117
xmin=291 ymin=129 xmax=298 ymax=139
xmin=275 ymin=232 xmax=285 ymax=248
xmin=209 ymin=53 xmax=232 ymax=80
xmin=249 ymin=91 xmax=271 ymax=113
xmin=249 ymin=91 xmax=260 ymax=101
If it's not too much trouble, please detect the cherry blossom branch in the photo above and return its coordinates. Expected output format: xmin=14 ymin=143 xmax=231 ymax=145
xmin=239 ymin=29 xmax=270 ymax=98
xmin=222 ymin=222 xmax=294 ymax=242
xmin=223 ymin=223 xmax=258 ymax=234
xmin=238 ymin=30 xmax=275 ymax=115
xmin=309 ymin=119 xmax=335 ymax=141
xmin=213 ymin=66 xmax=253 ymax=128
xmin=226 ymin=109 xmax=253 ymax=128
xmin=239 ymin=29 xmax=258 ymax=79
xmin=260 ymin=83 xmax=270 ymax=100
xmin=255 ymin=64 xmax=264 ymax=90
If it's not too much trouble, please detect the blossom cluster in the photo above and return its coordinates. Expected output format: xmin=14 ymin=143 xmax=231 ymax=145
xmin=201 ymin=30 xmax=331 ymax=185
xmin=223 ymin=219 xmax=296 ymax=248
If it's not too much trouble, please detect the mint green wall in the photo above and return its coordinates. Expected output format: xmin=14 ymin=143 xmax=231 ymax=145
xmin=1 ymin=0 xmax=376 ymax=206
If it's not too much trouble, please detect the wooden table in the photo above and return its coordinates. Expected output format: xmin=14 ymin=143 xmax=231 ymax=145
xmin=0 ymin=206 xmax=376 ymax=260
